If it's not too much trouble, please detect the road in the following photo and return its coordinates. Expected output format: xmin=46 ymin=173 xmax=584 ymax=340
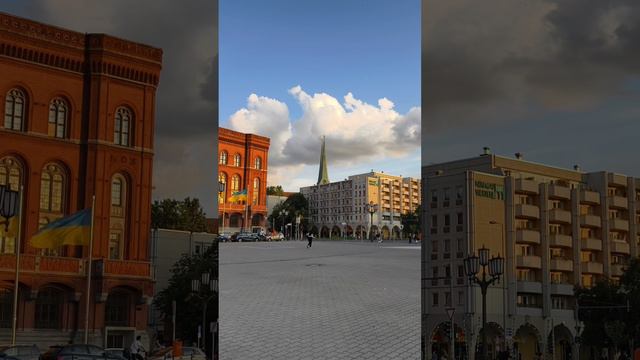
xmin=219 ymin=239 xmax=421 ymax=359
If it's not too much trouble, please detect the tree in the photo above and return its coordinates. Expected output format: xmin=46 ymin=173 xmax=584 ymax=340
xmin=401 ymin=204 xmax=421 ymax=236
xmin=266 ymin=185 xmax=285 ymax=196
xmin=153 ymin=245 xmax=217 ymax=355
xmin=267 ymin=193 xmax=309 ymax=233
xmin=152 ymin=197 xmax=208 ymax=232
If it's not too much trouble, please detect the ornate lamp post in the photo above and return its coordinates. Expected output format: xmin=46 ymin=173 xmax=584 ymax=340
xmin=279 ymin=209 xmax=289 ymax=238
xmin=366 ymin=201 xmax=378 ymax=242
xmin=218 ymin=181 xmax=226 ymax=234
xmin=464 ymin=246 xmax=504 ymax=360
xmin=1 ymin=184 xmax=21 ymax=345
xmin=190 ymin=272 xmax=218 ymax=355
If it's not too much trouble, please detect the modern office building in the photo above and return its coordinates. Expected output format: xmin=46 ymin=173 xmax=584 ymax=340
xmin=301 ymin=171 xmax=421 ymax=239
xmin=422 ymin=149 xmax=640 ymax=360
xmin=217 ymin=127 xmax=269 ymax=234
xmin=0 ymin=12 xmax=162 ymax=348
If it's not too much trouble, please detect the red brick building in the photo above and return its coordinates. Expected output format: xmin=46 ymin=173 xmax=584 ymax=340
xmin=0 ymin=12 xmax=161 ymax=347
xmin=218 ymin=128 xmax=269 ymax=233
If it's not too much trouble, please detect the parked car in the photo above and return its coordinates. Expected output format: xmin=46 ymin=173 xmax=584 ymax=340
xmin=267 ymin=232 xmax=284 ymax=241
xmin=236 ymin=232 xmax=259 ymax=242
xmin=41 ymin=344 xmax=123 ymax=360
xmin=0 ymin=345 xmax=40 ymax=360
xmin=148 ymin=347 xmax=205 ymax=360
xmin=216 ymin=233 xmax=231 ymax=242
xmin=104 ymin=348 xmax=128 ymax=360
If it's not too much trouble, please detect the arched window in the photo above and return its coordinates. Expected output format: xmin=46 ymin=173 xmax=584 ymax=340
xmin=114 ymin=107 xmax=132 ymax=146
xmin=105 ymin=290 xmax=131 ymax=326
xmin=48 ymin=98 xmax=68 ymax=138
xmin=231 ymin=175 xmax=240 ymax=193
xmin=35 ymin=287 xmax=64 ymax=329
xmin=4 ymin=88 xmax=25 ymax=131
xmin=0 ymin=156 xmax=22 ymax=255
xmin=219 ymin=151 xmax=228 ymax=165
xmin=218 ymin=173 xmax=227 ymax=205
xmin=252 ymin=178 xmax=260 ymax=205
xmin=109 ymin=174 xmax=127 ymax=260
xmin=39 ymin=163 xmax=66 ymax=257
xmin=234 ymin=154 xmax=241 ymax=167
xmin=254 ymin=157 xmax=262 ymax=170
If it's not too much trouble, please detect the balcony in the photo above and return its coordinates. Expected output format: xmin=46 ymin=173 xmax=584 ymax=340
xmin=609 ymin=196 xmax=629 ymax=210
xmin=517 ymin=255 xmax=542 ymax=269
xmin=0 ymin=254 xmax=84 ymax=275
xmin=516 ymin=229 xmax=541 ymax=245
xmin=580 ymin=214 xmax=601 ymax=228
xmin=610 ymin=218 xmax=629 ymax=231
xmin=516 ymin=179 xmax=539 ymax=194
xmin=550 ymin=283 xmax=574 ymax=296
xmin=550 ymin=258 xmax=573 ymax=272
xmin=608 ymin=173 xmax=627 ymax=187
xmin=549 ymin=184 xmax=571 ymax=199
xmin=94 ymin=259 xmax=152 ymax=279
xmin=610 ymin=240 xmax=630 ymax=255
xmin=549 ymin=234 xmax=572 ymax=248
xmin=581 ymin=190 xmax=601 ymax=205
xmin=611 ymin=264 xmax=625 ymax=277
xmin=517 ymin=281 xmax=542 ymax=294
xmin=549 ymin=209 xmax=572 ymax=224
xmin=581 ymin=261 xmax=604 ymax=274
xmin=581 ymin=238 xmax=602 ymax=251
xmin=516 ymin=204 xmax=540 ymax=219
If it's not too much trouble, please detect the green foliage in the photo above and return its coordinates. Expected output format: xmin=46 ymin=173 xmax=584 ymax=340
xmin=267 ymin=193 xmax=310 ymax=232
xmin=576 ymin=258 xmax=640 ymax=354
xmin=401 ymin=204 xmax=421 ymax=235
xmin=153 ymin=245 xmax=218 ymax=347
xmin=152 ymin=197 xmax=207 ymax=232
xmin=266 ymin=185 xmax=285 ymax=196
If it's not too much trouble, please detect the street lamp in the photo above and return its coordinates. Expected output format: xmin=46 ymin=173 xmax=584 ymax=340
xmin=279 ymin=209 xmax=289 ymax=238
xmin=218 ymin=181 xmax=226 ymax=234
xmin=464 ymin=245 xmax=504 ymax=360
xmin=0 ymin=184 xmax=19 ymax=231
xmin=366 ymin=201 xmax=378 ymax=242
xmin=190 ymin=272 xmax=218 ymax=356
xmin=1 ymin=184 xmax=21 ymax=346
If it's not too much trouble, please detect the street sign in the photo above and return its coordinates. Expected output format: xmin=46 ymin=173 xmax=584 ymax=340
xmin=506 ymin=327 xmax=513 ymax=340
xmin=445 ymin=307 xmax=455 ymax=320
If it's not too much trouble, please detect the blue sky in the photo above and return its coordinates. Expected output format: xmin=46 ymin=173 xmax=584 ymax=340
xmin=220 ymin=0 xmax=421 ymax=191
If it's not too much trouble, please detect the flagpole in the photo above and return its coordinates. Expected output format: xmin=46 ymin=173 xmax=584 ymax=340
xmin=10 ymin=184 xmax=24 ymax=345
xmin=84 ymin=195 xmax=96 ymax=344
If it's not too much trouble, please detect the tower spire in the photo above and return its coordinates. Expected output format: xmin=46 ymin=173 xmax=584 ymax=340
xmin=317 ymin=136 xmax=330 ymax=185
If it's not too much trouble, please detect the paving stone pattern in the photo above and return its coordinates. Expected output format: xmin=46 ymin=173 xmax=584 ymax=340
xmin=220 ymin=240 xmax=421 ymax=359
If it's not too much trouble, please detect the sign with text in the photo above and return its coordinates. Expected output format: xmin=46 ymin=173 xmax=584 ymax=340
xmin=474 ymin=180 xmax=505 ymax=200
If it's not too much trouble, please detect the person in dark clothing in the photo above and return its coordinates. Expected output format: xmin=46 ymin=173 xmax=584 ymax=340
xmin=306 ymin=232 xmax=314 ymax=248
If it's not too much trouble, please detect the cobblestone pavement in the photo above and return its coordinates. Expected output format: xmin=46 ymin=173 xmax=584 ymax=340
xmin=220 ymin=240 xmax=420 ymax=360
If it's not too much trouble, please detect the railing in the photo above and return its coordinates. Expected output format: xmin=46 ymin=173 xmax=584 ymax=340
xmin=95 ymin=259 xmax=152 ymax=278
xmin=0 ymin=254 xmax=82 ymax=274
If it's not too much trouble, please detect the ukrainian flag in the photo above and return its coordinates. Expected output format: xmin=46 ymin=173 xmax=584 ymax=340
xmin=228 ymin=189 xmax=248 ymax=203
xmin=30 ymin=208 xmax=92 ymax=249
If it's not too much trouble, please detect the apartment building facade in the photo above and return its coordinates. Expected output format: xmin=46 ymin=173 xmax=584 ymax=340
xmin=422 ymin=151 xmax=639 ymax=360
xmin=301 ymin=171 xmax=420 ymax=239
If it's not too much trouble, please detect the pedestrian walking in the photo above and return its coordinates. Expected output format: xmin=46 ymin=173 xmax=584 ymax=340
xmin=129 ymin=336 xmax=146 ymax=360
xmin=376 ymin=232 xmax=382 ymax=246
xmin=306 ymin=232 xmax=314 ymax=248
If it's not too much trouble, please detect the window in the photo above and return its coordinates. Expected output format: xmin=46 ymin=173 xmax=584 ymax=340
xmin=39 ymin=164 xmax=65 ymax=213
xmin=456 ymin=238 xmax=464 ymax=257
xmin=48 ymin=98 xmax=67 ymax=138
xmin=218 ymin=173 xmax=227 ymax=205
xmin=431 ymin=190 xmax=438 ymax=202
xmin=105 ymin=291 xmax=130 ymax=326
xmin=444 ymin=214 xmax=450 ymax=226
xmin=231 ymin=175 xmax=240 ymax=193
xmin=431 ymin=215 xmax=438 ymax=227
xmin=109 ymin=174 xmax=127 ymax=260
xmin=457 ymin=213 xmax=463 ymax=225
xmin=432 ymin=240 xmax=438 ymax=253
xmin=4 ymin=88 xmax=25 ymax=131
xmin=444 ymin=239 xmax=451 ymax=254
xmin=458 ymin=291 xmax=464 ymax=305
xmin=456 ymin=186 xmax=463 ymax=204
xmin=35 ymin=287 xmax=63 ymax=329
xmin=114 ymin=107 xmax=132 ymax=146
xmin=432 ymin=293 xmax=439 ymax=306
xmin=445 ymin=292 xmax=451 ymax=306
xmin=252 ymin=178 xmax=260 ymax=205
xmin=0 ymin=157 xmax=22 ymax=254
xmin=255 ymin=157 xmax=262 ymax=170
xmin=458 ymin=265 xmax=464 ymax=278
xmin=219 ymin=151 xmax=228 ymax=165
xmin=234 ymin=154 xmax=241 ymax=167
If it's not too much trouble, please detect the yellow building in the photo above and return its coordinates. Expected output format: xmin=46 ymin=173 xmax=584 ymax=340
xmin=422 ymin=149 xmax=639 ymax=360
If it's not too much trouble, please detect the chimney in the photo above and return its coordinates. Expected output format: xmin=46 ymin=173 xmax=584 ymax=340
xmin=574 ymin=165 xmax=581 ymax=171
xmin=515 ymin=152 xmax=523 ymax=160
xmin=482 ymin=147 xmax=491 ymax=155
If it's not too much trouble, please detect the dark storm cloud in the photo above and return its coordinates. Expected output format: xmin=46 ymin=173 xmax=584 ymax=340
xmin=13 ymin=1 xmax=219 ymax=213
xmin=424 ymin=0 xmax=640 ymax=131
